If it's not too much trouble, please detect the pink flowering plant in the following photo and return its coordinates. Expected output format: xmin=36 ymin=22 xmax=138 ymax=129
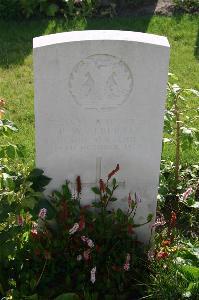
xmin=2 ymin=164 xmax=153 ymax=299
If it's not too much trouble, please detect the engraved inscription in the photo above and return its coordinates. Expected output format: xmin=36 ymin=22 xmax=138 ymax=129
xmin=49 ymin=118 xmax=135 ymax=152
xmin=69 ymin=54 xmax=133 ymax=110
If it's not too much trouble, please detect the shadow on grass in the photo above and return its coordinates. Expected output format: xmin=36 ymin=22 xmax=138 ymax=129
xmin=85 ymin=0 xmax=159 ymax=32
xmin=0 ymin=13 xmax=198 ymax=70
xmin=0 ymin=18 xmax=88 ymax=69
xmin=0 ymin=16 xmax=153 ymax=69
xmin=85 ymin=16 xmax=152 ymax=32
xmin=0 ymin=2 xmax=159 ymax=69
xmin=0 ymin=20 xmax=49 ymax=69
xmin=117 ymin=0 xmax=158 ymax=17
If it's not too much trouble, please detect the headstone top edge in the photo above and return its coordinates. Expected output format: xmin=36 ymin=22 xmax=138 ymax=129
xmin=33 ymin=30 xmax=170 ymax=49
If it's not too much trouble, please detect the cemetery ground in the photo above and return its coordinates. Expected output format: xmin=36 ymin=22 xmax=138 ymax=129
xmin=0 ymin=14 xmax=198 ymax=165
xmin=0 ymin=13 xmax=199 ymax=300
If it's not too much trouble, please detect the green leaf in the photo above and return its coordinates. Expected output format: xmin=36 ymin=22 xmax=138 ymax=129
xmin=182 ymin=291 xmax=192 ymax=298
xmin=163 ymin=138 xmax=173 ymax=143
xmin=0 ymin=146 xmax=5 ymax=159
xmin=28 ymin=168 xmax=44 ymax=177
xmin=62 ymin=182 xmax=72 ymax=199
xmin=181 ymin=127 xmax=193 ymax=136
xmin=0 ymin=240 xmax=17 ymax=260
xmin=180 ymin=265 xmax=199 ymax=281
xmin=3 ymin=119 xmax=18 ymax=132
xmin=53 ymin=190 xmax=63 ymax=199
xmin=16 ymin=144 xmax=25 ymax=159
xmin=21 ymin=196 xmax=37 ymax=210
xmin=28 ymin=169 xmax=51 ymax=192
xmin=181 ymin=127 xmax=195 ymax=149
xmin=179 ymin=95 xmax=185 ymax=101
xmin=2 ymin=173 xmax=15 ymax=190
xmin=164 ymin=110 xmax=175 ymax=134
xmin=92 ymin=202 xmax=102 ymax=208
xmin=187 ymin=281 xmax=199 ymax=294
xmin=65 ymin=275 xmax=72 ymax=288
xmin=131 ymin=201 xmax=136 ymax=210
xmin=6 ymin=144 xmax=16 ymax=159
xmin=172 ymin=83 xmax=181 ymax=94
xmin=190 ymin=202 xmax=199 ymax=209
xmin=24 ymin=294 xmax=38 ymax=300
xmin=168 ymin=73 xmax=179 ymax=81
xmin=184 ymin=89 xmax=199 ymax=97
xmin=91 ymin=187 xmax=101 ymax=195
xmin=116 ymin=208 xmax=125 ymax=219
xmin=46 ymin=3 xmax=59 ymax=16
xmin=147 ymin=213 xmax=153 ymax=222
xmin=54 ymin=293 xmax=79 ymax=300
xmin=109 ymin=197 xmax=117 ymax=202
xmin=112 ymin=178 xmax=117 ymax=187
xmin=105 ymin=187 xmax=112 ymax=195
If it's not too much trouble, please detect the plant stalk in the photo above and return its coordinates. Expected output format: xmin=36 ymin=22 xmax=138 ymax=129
xmin=174 ymin=94 xmax=180 ymax=193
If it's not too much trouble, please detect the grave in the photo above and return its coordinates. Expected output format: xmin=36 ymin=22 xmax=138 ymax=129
xmin=33 ymin=30 xmax=170 ymax=243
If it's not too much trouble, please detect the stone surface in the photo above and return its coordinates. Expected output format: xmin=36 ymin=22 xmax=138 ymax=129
xmin=33 ymin=30 xmax=170 ymax=243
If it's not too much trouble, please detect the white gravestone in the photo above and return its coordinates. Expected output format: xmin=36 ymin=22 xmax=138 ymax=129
xmin=33 ymin=30 xmax=170 ymax=243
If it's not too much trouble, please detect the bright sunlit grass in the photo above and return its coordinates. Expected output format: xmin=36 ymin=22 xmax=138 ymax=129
xmin=0 ymin=14 xmax=198 ymax=165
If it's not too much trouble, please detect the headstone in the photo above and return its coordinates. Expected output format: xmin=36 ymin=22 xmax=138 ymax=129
xmin=33 ymin=30 xmax=170 ymax=243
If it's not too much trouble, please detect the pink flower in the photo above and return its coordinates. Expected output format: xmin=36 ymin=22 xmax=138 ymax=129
xmin=38 ymin=208 xmax=47 ymax=220
xmin=135 ymin=192 xmax=141 ymax=203
xmin=69 ymin=223 xmax=79 ymax=235
xmin=182 ymin=187 xmax=193 ymax=201
xmin=128 ymin=193 xmax=132 ymax=207
xmin=126 ymin=253 xmax=130 ymax=263
xmin=170 ymin=211 xmax=177 ymax=228
xmin=17 ymin=215 xmax=23 ymax=226
xmin=123 ymin=253 xmax=130 ymax=271
xmin=76 ymin=176 xmax=81 ymax=195
xmin=81 ymin=235 xmax=94 ymax=248
xmin=31 ymin=229 xmax=38 ymax=234
xmin=83 ymin=249 xmax=91 ymax=261
xmin=108 ymin=164 xmax=119 ymax=180
xmin=99 ymin=179 xmax=106 ymax=193
xmin=123 ymin=263 xmax=130 ymax=271
xmin=78 ymin=215 xmax=85 ymax=231
xmin=31 ymin=222 xmax=38 ymax=238
xmin=31 ymin=228 xmax=38 ymax=238
xmin=90 ymin=266 xmax=96 ymax=284
xmin=156 ymin=251 xmax=169 ymax=260
xmin=147 ymin=249 xmax=155 ymax=261
xmin=87 ymin=239 xmax=94 ymax=248
xmin=152 ymin=215 xmax=166 ymax=228
xmin=81 ymin=235 xmax=87 ymax=242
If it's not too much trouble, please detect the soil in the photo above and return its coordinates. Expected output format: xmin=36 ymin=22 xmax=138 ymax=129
xmin=154 ymin=0 xmax=175 ymax=15
xmin=117 ymin=0 xmax=175 ymax=17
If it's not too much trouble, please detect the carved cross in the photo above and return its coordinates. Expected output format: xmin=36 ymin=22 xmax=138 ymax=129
xmin=70 ymin=157 xmax=125 ymax=191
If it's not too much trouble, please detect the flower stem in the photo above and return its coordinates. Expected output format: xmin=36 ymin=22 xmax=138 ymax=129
xmin=34 ymin=259 xmax=47 ymax=290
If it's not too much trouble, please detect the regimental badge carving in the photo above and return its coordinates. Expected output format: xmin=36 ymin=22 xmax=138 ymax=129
xmin=69 ymin=54 xmax=133 ymax=110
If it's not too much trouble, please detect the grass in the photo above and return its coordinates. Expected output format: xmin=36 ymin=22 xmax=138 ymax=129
xmin=147 ymin=253 xmax=199 ymax=300
xmin=0 ymin=14 xmax=198 ymax=166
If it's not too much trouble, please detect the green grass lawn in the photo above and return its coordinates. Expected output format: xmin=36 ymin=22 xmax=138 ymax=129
xmin=0 ymin=14 xmax=198 ymax=166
